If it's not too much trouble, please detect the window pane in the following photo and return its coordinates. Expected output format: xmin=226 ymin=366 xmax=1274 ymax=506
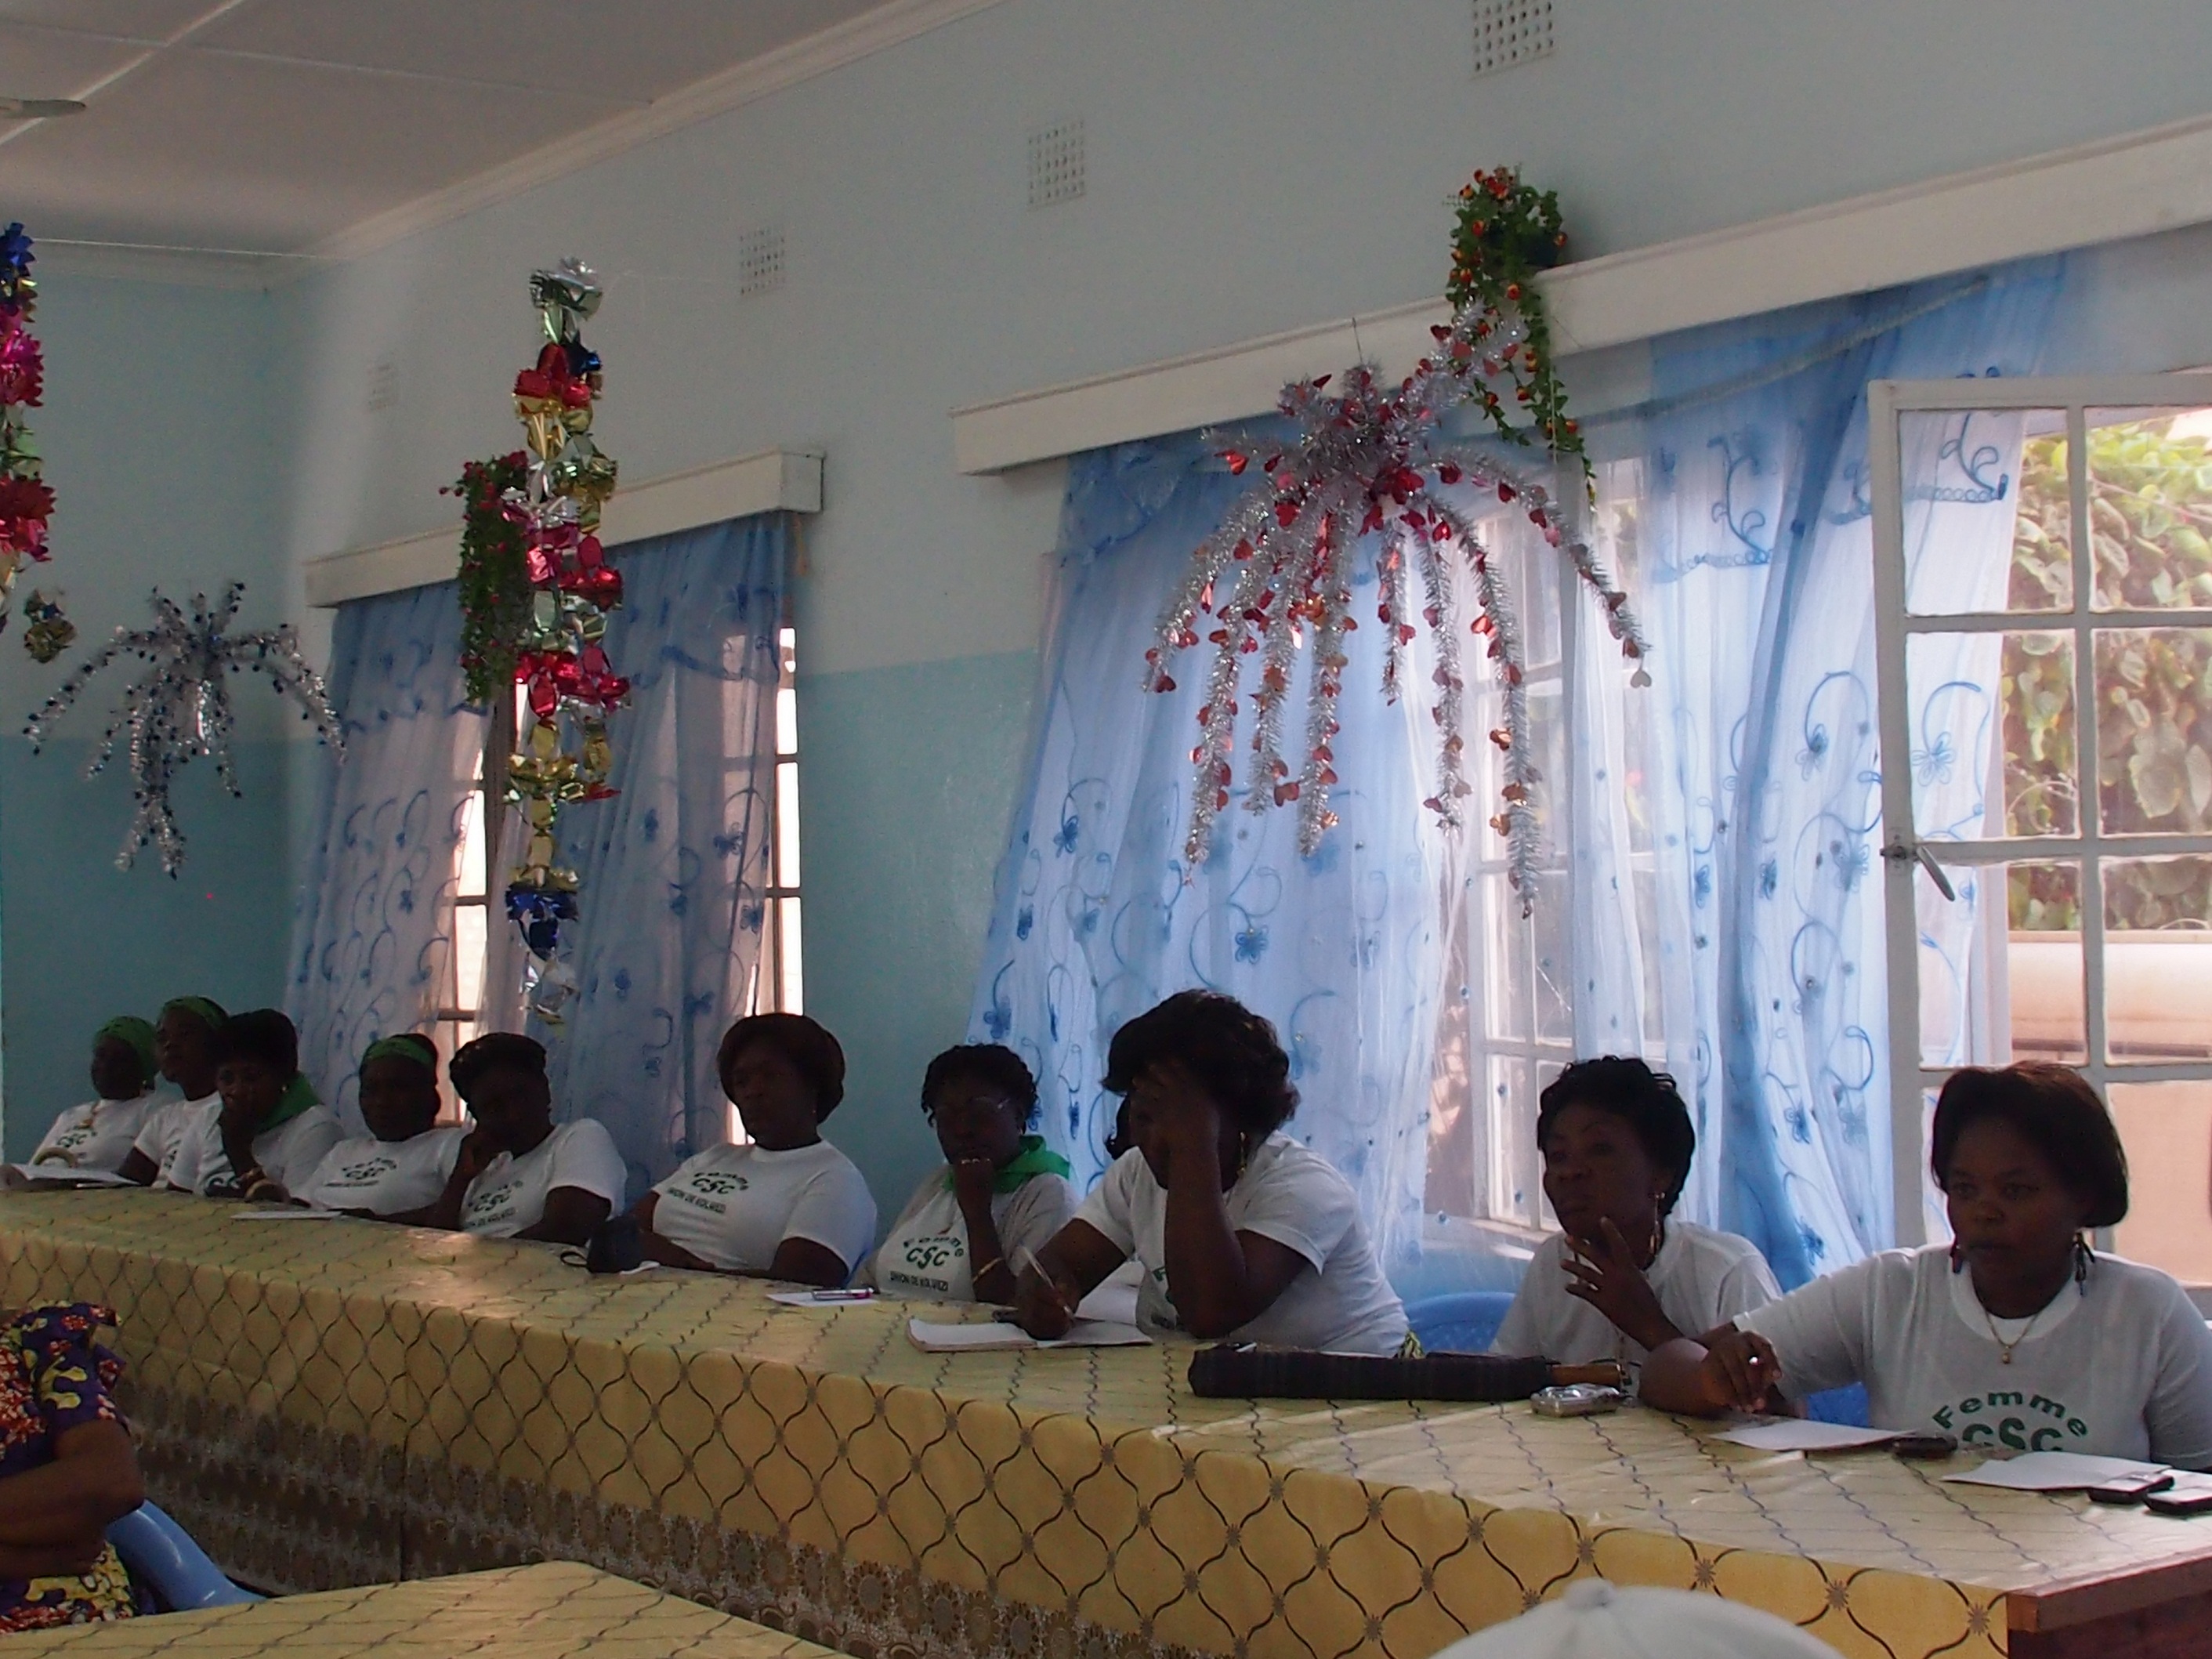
xmin=455 ymin=789 xmax=485 ymax=897
xmin=775 ymin=761 xmax=802 ymax=888
xmin=1906 ymin=631 xmax=2076 ymax=839
xmin=2093 ymin=628 xmax=2212 ymax=835
xmin=2102 ymin=855 xmax=2212 ymax=1063
xmin=1902 ymin=408 xmax=2064 ymax=615
xmin=2087 ymin=408 xmax=2212 ymax=612
xmin=1916 ymin=859 xmax=2083 ymax=1067
xmin=2109 ymin=1081 xmax=2212 ymax=1291
xmin=454 ymin=903 xmax=487 ymax=1013
xmin=777 ymin=896 xmax=805 ymax=1013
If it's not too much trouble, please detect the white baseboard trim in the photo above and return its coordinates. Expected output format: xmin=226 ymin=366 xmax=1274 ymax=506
xmin=951 ymin=112 xmax=2212 ymax=474
xmin=303 ymin=449 xmax=823 ymax=607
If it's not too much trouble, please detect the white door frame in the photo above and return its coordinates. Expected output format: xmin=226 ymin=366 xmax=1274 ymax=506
xmin=1870 ymin=372 xmax=2212 ymax=1244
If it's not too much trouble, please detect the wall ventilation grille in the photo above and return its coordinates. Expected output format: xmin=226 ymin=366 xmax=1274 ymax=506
xmin=737 ymin=226 xmax=787 ymax=297
xmin=1027 ymin=119 xmax=1085 ymax=209
xmin=1472 ymin=0 xmax=1553 ymax=76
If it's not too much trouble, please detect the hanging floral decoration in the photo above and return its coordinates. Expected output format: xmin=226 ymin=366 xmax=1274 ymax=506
xmin=1446 ymin=168 xmax=1587 ymax=490
xmin=0 ymin=223 xmax=54 ymax=615
xmin=496 ymin=260 xmax=625 ymax=1021
xmin=24 ymin=584 xmax=342 ymax=876
xmin=1148 ymin=173 xmax=1648 ymax=907
xmin=445 ymin=450 xmax=531 ymax=707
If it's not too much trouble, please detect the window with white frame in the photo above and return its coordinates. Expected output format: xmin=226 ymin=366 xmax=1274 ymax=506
xmin=1872 ymin=373 xmax=2212 ymax=1288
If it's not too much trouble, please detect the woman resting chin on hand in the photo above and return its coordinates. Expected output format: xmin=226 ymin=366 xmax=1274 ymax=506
xmin=1013 ymin=990 xmax=1406 ymax=1357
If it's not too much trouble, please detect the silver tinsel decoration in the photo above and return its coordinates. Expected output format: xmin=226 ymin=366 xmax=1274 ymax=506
xmin=1146 ymin=299 xmax=1651 ymax=910
xmin=24 ymin=583 xmax=343 ymax=875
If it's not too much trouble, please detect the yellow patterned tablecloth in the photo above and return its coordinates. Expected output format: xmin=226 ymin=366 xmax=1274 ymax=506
xmin=1 ymin=1191 xmax=2208 ymax=1659
xmin=2 ymin=1561 xmax=839 ymax=1657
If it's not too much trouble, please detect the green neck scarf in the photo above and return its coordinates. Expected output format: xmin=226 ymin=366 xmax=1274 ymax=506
xmin=947 ymin=1135 xmax=1071 ymax=1196
xmin=259 ymin=1073 xmax=320 ymax=1134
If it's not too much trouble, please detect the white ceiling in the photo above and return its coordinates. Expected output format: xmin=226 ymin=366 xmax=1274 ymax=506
xmin=0 ymin=0 xmax=924 ymax=262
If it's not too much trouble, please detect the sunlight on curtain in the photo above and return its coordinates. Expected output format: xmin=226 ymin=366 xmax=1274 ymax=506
xmin=287 ymin=581 xmax=483 ymax=1129
xmin=1567 ymin=264 xmax=2062 ymax=1285
xmin=531 ymin=515 xmax=787 ymax=1189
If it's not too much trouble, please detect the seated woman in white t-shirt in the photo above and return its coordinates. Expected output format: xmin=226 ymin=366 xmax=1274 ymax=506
xmin=296 ymin=1034 xmax=469 ymax=1215
xmin=863 ymin=1044 xmax=1073 ymax=1302
xmin=395 ymin=1034 xmax=625 ymax=1245
xmin=1012 ymin=991 xmax=1408 ymax=1355
xmin=117 ymin=997 xmax=227 ymax=1188
xmin=1490 ymin=1057 xmax=1779 ymax=1365
xmin=165 ymin=1009 xmax=346 ymax=1201
xmin=1644 ymin=1063 xmax=2212 ymax=1466
xmin=27 ymin=1017 xmax=161 ymax=1174
xmin=629 ymin=1014 xmax=876 ymax=1287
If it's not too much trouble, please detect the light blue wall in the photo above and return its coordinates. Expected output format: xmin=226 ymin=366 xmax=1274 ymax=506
xmin=36 ymin=0 xmax=2207 ymax=1204
xmin=2 ymin=276 xmax=292 ymax=1157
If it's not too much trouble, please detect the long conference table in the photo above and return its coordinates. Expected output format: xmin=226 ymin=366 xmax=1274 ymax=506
xmin=3 ymin=1191 xmax=2210 ymax=1659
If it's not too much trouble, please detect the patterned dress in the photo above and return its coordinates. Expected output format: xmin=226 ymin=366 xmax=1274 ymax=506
xmin=0 ymin=1305 xmax=137 ymax=1631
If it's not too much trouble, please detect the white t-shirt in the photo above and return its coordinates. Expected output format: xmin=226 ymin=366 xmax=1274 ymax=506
xmin=131 ymin=1094 xmax=213 ymax=1188
xmin=1072 ymin=1136 xmax=1408 ymax=1356
xmin=865 ymin=1167 xmax=1075 ymax=1301
xmin=462 ymin=1119 xmax=627 ymax=1238
xmin=31 ymin=1096 xmax=155 ymax=1172
xmin=650 ymin=1140 xmax=877 ymax=1275
xmin=297 ymin=1128 xmax=469 ymax=1215
xmin=1491 ymin=1221 xmax=1782 ymax=1366
xmin=1738 ymin=1244 xmax=2212 ymax=1465
xmin=165 ymin=1099 xmax=347 ymax=1197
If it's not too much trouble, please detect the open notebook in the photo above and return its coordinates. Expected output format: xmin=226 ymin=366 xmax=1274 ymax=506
xmin=906 ymin=1317 xmax=1150 ymax=1353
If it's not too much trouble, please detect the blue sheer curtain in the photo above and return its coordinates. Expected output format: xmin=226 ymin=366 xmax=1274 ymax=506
xmin=969 ymin=434 xmax=1445 ymax=1270
xmin=1568 ymin=262 xmax=2063 ymax=1284
xmin=531 ymin=515 xmax=787 ymax=1190
xmin=288 ymin=582 xmax=484 ymax=1128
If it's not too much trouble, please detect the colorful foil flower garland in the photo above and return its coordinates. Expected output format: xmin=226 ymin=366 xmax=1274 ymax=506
xmin=499 ymin=260 xmax=625 ymax=1022
xmin=23 ymin=583 xmax=343 ymax=875
xmin=0 ymin=223 xmax=54 ymax=610
xmin=1148 ymin=297 xmax=1650 ymax=911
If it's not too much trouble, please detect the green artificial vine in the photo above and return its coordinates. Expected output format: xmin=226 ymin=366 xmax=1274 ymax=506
xmin=447 ymin=451 xmax=531 ymax=708
xmin=1446 ymin=167 xmax=1588 ymax=494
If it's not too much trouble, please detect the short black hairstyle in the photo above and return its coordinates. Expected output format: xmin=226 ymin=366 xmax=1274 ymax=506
xmin=449 ymin=1033 xmax=547 ymax=1099
xmin=1102 ymin=990 xmax=1298 ymax=1138
xmin=1537 ymin=1057 xmax=1698 ymax=1216
xmin=213 ymin=1009 xmax=299 ymax=1078
xmin=719 ymin=1013 xmax=846 ymax=1121
xmin=921 ymin=1044 xmax=1039 ymax=1128
xmin=1931 ymin=1062 xmax=2129 ymax=1229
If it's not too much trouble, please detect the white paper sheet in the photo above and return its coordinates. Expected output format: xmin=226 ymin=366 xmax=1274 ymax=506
xmin=907 ymin=1317 xmax=1151 ymax=1353
xmin=1942 ymin=1451 xmax=2170 ymax=1491
xmin=1714 ymin=1419 xmax=1904 ymax=1453
xmin=767 ymin=1288 xmax=878 ymax=1308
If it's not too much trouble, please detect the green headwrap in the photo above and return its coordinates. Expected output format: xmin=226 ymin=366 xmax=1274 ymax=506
xmin=944 ymin=1135 xmax=1072 ymax=1196
xmin=361 ymin=1033 xmax=438 ymax=1077
xmin=159 ymin=995 xmax=228 ymax=1032
xmin=93 ymin=1016 xmax=157 ymax=1079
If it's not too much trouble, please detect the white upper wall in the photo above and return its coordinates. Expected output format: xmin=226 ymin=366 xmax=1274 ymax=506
xmin=265 ymin=0 xmax=2212 ymax=677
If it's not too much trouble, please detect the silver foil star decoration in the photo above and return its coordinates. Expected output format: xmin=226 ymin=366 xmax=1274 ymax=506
xmin=24 ymin=583 xmax=344 ymax=875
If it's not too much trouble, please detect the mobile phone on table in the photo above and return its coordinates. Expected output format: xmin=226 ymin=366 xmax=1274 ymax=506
xmin=2144 ymin=1472 xmax=2212 ymax=1516
xmin=2088 ymin=1469 xmax=2174 ymax=1505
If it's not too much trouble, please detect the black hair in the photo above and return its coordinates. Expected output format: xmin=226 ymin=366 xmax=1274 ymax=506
xmin=921 ymin=1044 xmax=1039 ymax=1128
xmin=1102 ymin=990 xmax=1298 ymax=1138
xmin=449 ymin=1033 xmax=547 ymax=1099
xmin=1931 ymin=1062 xmax=2129 ymax=1230
xmin=719 ymin=1013 xmax=846 ymax=1121
xmin=1537 ymin=1057 xmax=1698 ymax=1216
xmin=212 ymin=1009 xmax=299 ymax=1078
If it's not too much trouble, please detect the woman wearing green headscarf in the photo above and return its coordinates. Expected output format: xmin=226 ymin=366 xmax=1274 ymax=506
xmin=295 ymin=1034 xmax=468 ymax=1215
xmin=27 ymin=1019 xmax=159 ymax=1174
xmin=118 ymin=996 xmax=226 ymax=1188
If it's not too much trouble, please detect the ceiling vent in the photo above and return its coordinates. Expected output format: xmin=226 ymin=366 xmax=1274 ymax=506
xmin=737 ymin=226 xmax=787 ymax=298
xmin=1026 ymin=119 xmax=1085 ymax=210
xmin=1472 ymin=0 xmax=1553 ymax=76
